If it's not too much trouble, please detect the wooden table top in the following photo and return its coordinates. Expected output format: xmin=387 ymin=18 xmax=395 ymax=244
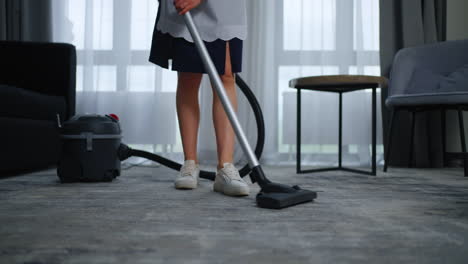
xmin=289 ymin=75 xmax=388 ymax=93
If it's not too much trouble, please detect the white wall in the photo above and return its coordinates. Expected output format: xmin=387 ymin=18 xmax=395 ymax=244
xmin=446 ymin=0 xmax=468 ymax=152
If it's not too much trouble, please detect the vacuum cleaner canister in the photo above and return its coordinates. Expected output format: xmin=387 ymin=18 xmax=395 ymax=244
xmin=57 ymin=114 xmax=122 ymax=183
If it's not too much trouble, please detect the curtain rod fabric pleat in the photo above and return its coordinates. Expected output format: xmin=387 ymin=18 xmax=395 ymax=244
xmin=0 ymin=0 xmax=53 ymax=42
xmin=0 ymin=1 xmax=6 ymax=40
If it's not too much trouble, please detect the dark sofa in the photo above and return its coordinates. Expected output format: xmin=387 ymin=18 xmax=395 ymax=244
xmin=0 ymin=41 xmax=76 ymax=175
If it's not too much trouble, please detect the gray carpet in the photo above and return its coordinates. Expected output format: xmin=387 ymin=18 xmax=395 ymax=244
xmin=1 ymin=165 xmax=468 ymax=264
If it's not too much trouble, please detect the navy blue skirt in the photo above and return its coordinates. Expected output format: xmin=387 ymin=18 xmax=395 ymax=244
xmin=148 ymin=10 xmax=243 ymax=75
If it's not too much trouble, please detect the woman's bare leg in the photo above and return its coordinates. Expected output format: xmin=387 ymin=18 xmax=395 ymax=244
xmin=212 ymin=42 xmax=237 ymax=170
xmin=176 ymin=72 xmax=203 ymax=164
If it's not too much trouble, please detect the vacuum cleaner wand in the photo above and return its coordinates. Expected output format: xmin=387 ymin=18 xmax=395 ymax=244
xmin=183 ymin=12 xmax=317 ymax=209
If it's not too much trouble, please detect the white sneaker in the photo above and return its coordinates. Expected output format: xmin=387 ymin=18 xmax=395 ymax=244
xmin=214 ymin=163 xmax=250 ymax=196
xmin=175 ymin=160 xmax=200 ymax=189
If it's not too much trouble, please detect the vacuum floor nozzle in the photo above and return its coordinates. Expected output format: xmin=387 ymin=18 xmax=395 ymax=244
xmin=256 ymin=187 xmax=317 ymax=209
xmin=250 ymin=166 xmax=317 ymax=209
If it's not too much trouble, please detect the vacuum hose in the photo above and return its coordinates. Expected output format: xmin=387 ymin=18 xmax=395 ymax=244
xmin=118 ymin=75 xmax=265 ymax=181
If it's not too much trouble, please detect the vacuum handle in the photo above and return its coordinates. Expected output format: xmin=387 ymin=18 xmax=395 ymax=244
xmin=183 ymin=12 xmax=260 ymax=168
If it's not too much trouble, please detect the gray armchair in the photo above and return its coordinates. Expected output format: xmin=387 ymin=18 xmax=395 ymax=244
xmin=384 ymin=39 xmax=468 ymax=175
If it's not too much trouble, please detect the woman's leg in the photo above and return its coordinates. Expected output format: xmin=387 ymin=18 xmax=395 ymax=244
xmin=212 ymin=42 xmax=237 ymax=170
xmin=176 ymin=72 xmax=203 ymax=163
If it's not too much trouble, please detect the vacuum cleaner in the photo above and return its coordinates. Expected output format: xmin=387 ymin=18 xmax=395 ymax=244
xmin=58 ymin=75 xmax=262 ymax=182
xmin=57 ymin=12 xmax=317 ymax=209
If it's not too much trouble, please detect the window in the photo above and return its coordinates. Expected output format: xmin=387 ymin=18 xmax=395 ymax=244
xmin=55 ymin=0 xmax=382 ymax=165
xmin=277 ymin=0 xmax=382 ymax=164
xmin=55 ymin=0 xmax=181 ymax=152
xmin=64 ymin=0 xmax=178 ymax=93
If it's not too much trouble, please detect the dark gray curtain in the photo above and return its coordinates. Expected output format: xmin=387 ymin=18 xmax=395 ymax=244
xmin=0 ymin=0 xmax=52 ymax=41
xmin=380 ymin=0 xmax=447 ymax=167
xmin=0 ymin=1 xmax=5 ymax=40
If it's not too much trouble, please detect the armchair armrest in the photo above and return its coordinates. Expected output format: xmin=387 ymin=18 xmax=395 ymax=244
xmin=0 ymin=41 xmax=76 ymax=119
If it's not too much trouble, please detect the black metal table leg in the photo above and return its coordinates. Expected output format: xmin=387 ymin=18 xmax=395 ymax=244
xmin=372 ymin=87 xmax=377 ymax=175
xmin=296 ymin=88 xmax=302 ymax=174
xmin=338 ymin=92 xmax=343 ymax=169
xmin=295 ymin=84 xmax=381 ymax=176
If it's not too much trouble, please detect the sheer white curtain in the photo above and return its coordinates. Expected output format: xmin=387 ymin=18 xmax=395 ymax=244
xmin=53 ymin=0 xmax=181 ymax=165
xmin=51 ymin=0 xmax=382 ymax=168
xmin=244 ymin=0 xmax=383 ymax=167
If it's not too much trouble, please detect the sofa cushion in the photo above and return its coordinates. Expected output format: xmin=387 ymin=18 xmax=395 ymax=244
xmin=0 ymin=85 xmax=67 ymax=121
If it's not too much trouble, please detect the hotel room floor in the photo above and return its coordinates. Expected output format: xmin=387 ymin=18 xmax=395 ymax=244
xmin=1 ymin=165 xmax=467 ymax=264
